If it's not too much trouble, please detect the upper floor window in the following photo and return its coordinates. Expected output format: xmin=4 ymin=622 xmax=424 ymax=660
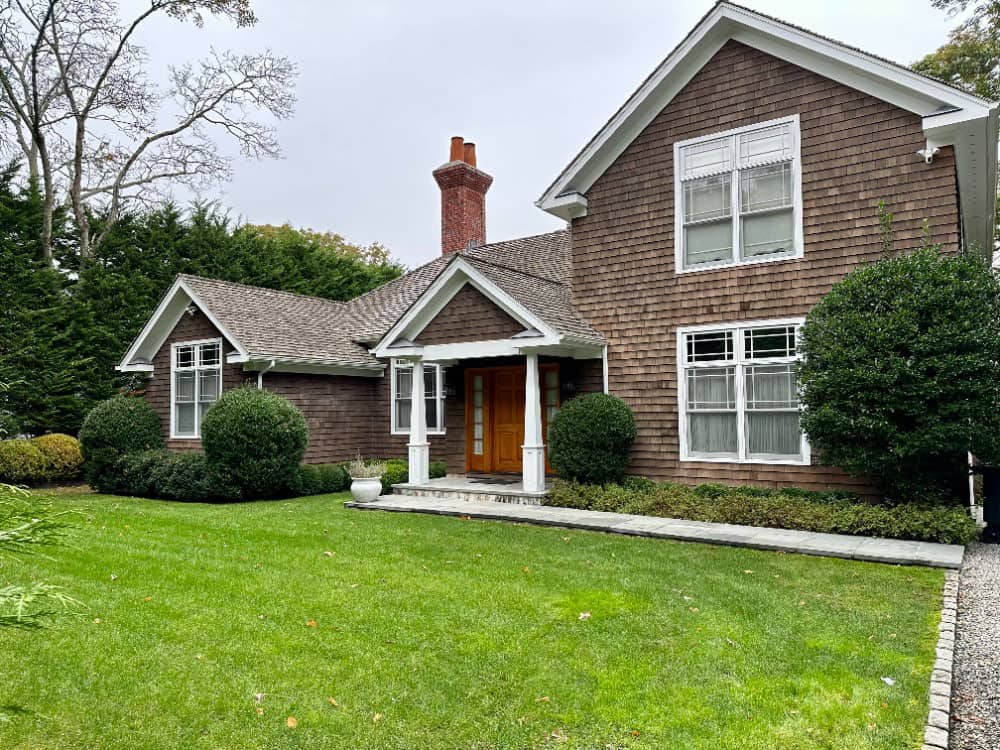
xmin=171 ymin=339 xmax=222 ymax=438
xmin=391 ymin=360 xmax=446 ymax=435
xmin=674 ymin=116 xmax=802 ymax=273
xmin=678 ymin=320 xmax=808 ymax=465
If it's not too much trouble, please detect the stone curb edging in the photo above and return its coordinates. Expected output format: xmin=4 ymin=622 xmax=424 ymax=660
xmin=924 ymin=570 xmax=960 ymax=750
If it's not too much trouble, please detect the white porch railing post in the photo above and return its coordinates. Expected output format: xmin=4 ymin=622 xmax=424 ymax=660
xmin=408 ymin=358 xmax=430 ymax=485
xmin=522 ymin=351 xmax=545 ymax=493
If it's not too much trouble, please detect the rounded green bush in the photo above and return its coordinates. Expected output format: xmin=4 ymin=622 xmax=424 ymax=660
xmin=0 ymin=439 xmax=51 ymax=485
xmin=32 ymin=433 xmax=83 ymax=482
xmin=201 ymin=387 xmax=308 ymax=499
xmin=79 ymin=397 xmax=164 ymax=491
xmin=798 ymin=247 xmax=1000 ymax=503
xmin=548 ymin=393 xmax=637 ymax=484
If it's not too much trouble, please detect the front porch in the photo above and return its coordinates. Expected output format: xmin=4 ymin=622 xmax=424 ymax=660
xmin=393 ymin=474 xmax=554 ymax=505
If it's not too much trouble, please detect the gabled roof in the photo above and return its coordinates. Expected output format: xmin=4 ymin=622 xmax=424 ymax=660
xmin=537 ymin=0 xmax=998 ymax=252
xmin=119 ymin=230 xmax=603 ymax=373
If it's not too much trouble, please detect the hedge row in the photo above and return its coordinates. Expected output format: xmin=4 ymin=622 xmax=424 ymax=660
xmin=546 ymin=479 xmax=979 ymax=545
xmin=0 ymin=434 xmax=84 ymax=485
xmin=108 ymin=452 xmax=447 ymax=502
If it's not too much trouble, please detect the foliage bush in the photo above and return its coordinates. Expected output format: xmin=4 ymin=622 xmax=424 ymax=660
xmin=546 ymin=480 xmax=979 ymax=545
xmin=295 ymin=463 xmax=353 ymax=496
xmin=798 ymin=245 xmax=1000 ymax=503
xmin=79 ymin=396 xmax=163 ymax=491
xmin=113 ymin=450 xmax=238 ymax=502
xmin=32 ymin=434 xmax=83 ymax=482
xmin=0 ymin=440 xmax=50 ymax=485
xmin=380 ymin=458 xmax=409 ymax=494
xmin=548 ymin=393 xmax=637 ymax=484
xmin=200 ymin=388 xmax=308 ymax=500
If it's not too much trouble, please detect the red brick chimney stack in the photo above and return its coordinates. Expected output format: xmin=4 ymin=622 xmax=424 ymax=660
xmin=433 ymin=136 xmax=493 ymax=254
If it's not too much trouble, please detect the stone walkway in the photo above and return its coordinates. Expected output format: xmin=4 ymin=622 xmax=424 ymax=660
xmin=951 ymin=543 xmax=1000 ymax=750
xmin=346 ymin=495 xmax=965 ymax=568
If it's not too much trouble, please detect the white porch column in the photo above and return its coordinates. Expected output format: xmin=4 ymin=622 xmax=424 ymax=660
xmin=522 ymin=351 xmax=546 ymax=493
xmin=408 ymin=358 xmax=430 ymax=485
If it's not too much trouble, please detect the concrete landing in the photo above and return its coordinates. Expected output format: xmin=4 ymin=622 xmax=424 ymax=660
xmin=346 ymin=495 xmax=965 ymax=569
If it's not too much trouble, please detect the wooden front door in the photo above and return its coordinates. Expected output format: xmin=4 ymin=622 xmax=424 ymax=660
xmin=492 ymin=368 xmax=525 ymax=473
xmin=465 ymin=365 xmax=559 ymax=474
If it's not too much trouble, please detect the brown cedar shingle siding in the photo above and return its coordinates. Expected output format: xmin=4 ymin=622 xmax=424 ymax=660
xmin=570 ymin=41 xmax=961 ymax=494
xmin=144 ymin=309 xmax=246 ymax=453
xmin=414 ymin=283 xmax=525 ymax=345
xmin=263 ymin=372 xmax=378 ymax=464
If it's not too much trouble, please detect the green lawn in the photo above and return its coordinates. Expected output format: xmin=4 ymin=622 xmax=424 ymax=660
xmin=0 ymin=491 xmax=942 ymax=750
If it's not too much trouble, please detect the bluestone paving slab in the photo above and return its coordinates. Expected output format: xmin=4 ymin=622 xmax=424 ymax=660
xmin=346 ymin=496 xmax=964 ymax=568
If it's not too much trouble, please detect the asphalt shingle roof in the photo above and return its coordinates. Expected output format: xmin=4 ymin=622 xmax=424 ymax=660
xmin=174 ymin=229 xmax=602 ymax=369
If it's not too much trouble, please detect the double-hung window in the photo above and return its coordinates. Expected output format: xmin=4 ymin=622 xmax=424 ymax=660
xmin=679 ymin=320 xmax=807 ymax=464
xmin=171 ymin=339 xmax=222 ymax=438
xmin=391 ymin=360 xmax=446 ymax=435
xmin=675 ymin=116 xmax=802 ymax=272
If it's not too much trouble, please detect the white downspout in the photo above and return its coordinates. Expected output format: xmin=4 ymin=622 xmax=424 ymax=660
xmin=257 ymin=359 xmax=276 ymax=389
xmin=602 ymin=345 xmax=609 ymax=394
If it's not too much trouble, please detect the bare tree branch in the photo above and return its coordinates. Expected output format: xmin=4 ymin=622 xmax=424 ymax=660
xmin=0 ymin=0 xmax=295 ymax=263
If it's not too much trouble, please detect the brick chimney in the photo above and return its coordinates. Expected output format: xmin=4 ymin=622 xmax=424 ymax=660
xmin=433 ymin=136 xmax=493 ymax=254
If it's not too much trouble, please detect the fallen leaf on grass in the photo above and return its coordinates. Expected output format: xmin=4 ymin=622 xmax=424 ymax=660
xmin=578 ymin=611 xmax=591 ymax=621
xmin=689 ymin=607 xmax=700 ymax=614
xmin=536 ymin=696 xmax=550 ymax=703
xmin=286 ymin=716 xmax=298 ymax=729
xmin=881 ymin=677 xmax=895 ymax=686
xmin=327 ymin=697 xmax=338 ymax=707
xmin=323 ymin=551 xmax=335 ymax=557
xmin=92 ymin=618 xmax=101 ymax=624
xmin=142 ymin=596 xmax=152 ymax=602
xmin=522 ymin=566 xmax=530 ymax=573
xmin=255 ymin=707 xmax=264 ymax=716
xmin=373 ymin=712 xmax=381 ymax=723
xmin=306 ymin=620 xmax=318 ymax=628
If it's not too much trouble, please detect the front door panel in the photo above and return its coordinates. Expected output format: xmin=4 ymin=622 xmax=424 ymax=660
xmin=492 ymin=369 xmax=525 ymax=473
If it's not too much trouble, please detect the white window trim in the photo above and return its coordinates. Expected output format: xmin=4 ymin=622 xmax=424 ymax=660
xmin=169 ymin=337 xmax=222 ymax=439
xmin=673 ymin=114 xmax=804 ymax=275
xmin=676 ymin=318 xmax=810 ymax=466
xmin=390 ymin=360 xmax=446 ymax=436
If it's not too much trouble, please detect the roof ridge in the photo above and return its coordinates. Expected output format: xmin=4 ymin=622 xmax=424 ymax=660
xmin=461 ymin=254 xmax=569 ymax=288
xmin=343 ymin=255 xmax=451 ymax=307
xmin=178 ymin=273 xmax=347 ymax=307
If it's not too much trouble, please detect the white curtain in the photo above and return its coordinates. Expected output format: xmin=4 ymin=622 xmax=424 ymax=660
xmin=745 ymin=365 xmax=800 ymax=457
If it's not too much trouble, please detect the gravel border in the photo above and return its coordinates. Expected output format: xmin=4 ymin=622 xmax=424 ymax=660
xmin=950 ymin=543 xmax=1000 ymax=750
xmin=923 ymin=570 xmax=959 ymax=749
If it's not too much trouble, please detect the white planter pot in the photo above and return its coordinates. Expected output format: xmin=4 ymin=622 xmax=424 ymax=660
xmin=350 ymin=477 xmax=382 ymax=503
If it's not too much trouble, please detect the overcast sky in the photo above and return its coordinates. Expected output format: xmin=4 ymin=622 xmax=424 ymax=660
xmin=135 ymin=0 xmax=959 ymax=267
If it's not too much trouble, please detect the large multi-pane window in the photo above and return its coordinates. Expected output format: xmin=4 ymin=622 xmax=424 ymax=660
xmin=391 ymin=360 xmax=446 ymax=435
xmin=679 ymin=321 xmax=807 ymax=463
xmin=171 ymin=339 xmax=222 ymax=438
xmin=675 ymin=116 xmax=801 ymax=271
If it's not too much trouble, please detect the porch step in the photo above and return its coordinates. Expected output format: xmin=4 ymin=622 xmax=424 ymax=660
xmin=392 ymin=482 xmax=545 ymax=506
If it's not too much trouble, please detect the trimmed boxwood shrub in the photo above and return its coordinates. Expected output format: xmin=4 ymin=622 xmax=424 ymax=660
xmin=79 ymin=397 xmax=163 ymax=491
xmin=546 ymin=480 xmax=978 ymax=545
xmin=380 ymin=458 xmax=409 ymax=494
xmin=295 ymin=463 xmax=356 ymax=496
xmin=114 ymin=450 xmax=238 ymax=502
xmin=548 ymin=393 xmax=637 ymax=484
xmin=0 ymin=439 xmax=50 ymax=485
xmin=201 ymin=388 xmax=308 ymax=500
xmin=32 ymin=434 xmax=83 ymax=482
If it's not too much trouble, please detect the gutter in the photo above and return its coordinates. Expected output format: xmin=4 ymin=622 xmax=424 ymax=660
xmin=257 ymin=359 xmax=276 ymax=389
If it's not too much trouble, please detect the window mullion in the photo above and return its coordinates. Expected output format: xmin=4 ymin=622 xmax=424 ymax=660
xmin=731 ymin=135 xmax=740 ymax=263
xmin=735 ymin=328 xmax=747 ymax=462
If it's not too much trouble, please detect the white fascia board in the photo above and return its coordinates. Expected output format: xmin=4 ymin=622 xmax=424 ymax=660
xmin=117 ymin=277 xmax=249 ymax=372
xmin=537 ymin=2 xmax=995 ymax=216
xmin=371 ymin=258 xmax=559 ymax=358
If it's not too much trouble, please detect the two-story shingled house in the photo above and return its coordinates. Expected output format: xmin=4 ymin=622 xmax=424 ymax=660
xmin=118 ymin=3 xmax=998 ymax=500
